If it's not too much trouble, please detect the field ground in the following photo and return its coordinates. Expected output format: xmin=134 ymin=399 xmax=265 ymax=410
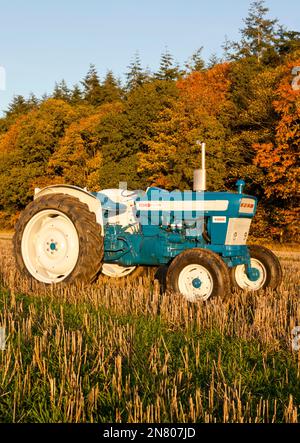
xmin=0 ymin=237 xmax=299 ymax=423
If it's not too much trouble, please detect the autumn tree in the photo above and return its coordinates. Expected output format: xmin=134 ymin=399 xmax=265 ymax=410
xmin=0 ymin=99 xmax=76 ymax=211
xmin=98 ymin=79 xmax=179 ymax=189
xmin=1 ymin=94 xmax=39 ymax=132
xmin=253 ymin=57 xmax=300 ymax=239
xmin=48 ymin=101 xmax=124 ymax=190
xmin=139 ymin=63 xmax=234 ymax=190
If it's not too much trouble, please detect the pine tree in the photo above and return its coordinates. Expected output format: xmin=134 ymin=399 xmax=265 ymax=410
xmin=184 ymin=48 xmax=205 ymax=73
xmin=81 ymin=64 xmax=103 ymax=106
xmin=52 ymin=80 xmax=71 ymax=102
xmin=156 ymin=49 xmax=180 ymax=81
xmin=5 ymin=96 xmax=28 ymax=117
xmin=101 ymin=71 xmax=123 ymax=103
xmin=125 ymin=53 xmax=147 ymax=90
xmin=275 ymin=26 xmax=300 ymax=55
xmin=5 ymin=94 xmax=38 ymax=119
xmin=231 ymin=0 xmax=278 ymax=63
xmin=27 ymin=93 xmax=39 ymax=108
xmin=207 ymin=53 xmax=221 ymax=68
xmin=222 ymin=35 xmax=233 ymax=61
xmin=70 ymin=84 xmax=83 ymax=104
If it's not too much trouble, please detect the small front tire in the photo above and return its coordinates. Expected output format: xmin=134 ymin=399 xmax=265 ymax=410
xmin=230 ymin=245 xmax=282 ymax=291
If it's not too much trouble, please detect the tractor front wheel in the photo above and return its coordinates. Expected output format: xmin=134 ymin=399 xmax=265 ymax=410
xmin=230 ymin=245 xmax=282 ymax=291
xmin=167 ymin=248 xmax=230 ymax=302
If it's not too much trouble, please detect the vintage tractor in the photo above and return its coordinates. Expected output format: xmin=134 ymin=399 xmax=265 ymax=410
xmin=13 ymin=143 xmax=282 ymax=302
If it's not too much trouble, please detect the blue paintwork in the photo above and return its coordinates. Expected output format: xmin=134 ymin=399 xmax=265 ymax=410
xmin=95 ymin=181 xmax=258 ymax=272
xmin=50 ymin=242 xmax=56 ymax=251
xmin=247 ymin=266 xmax=260 ymax=281
xmin=192 ymin=278 xmax=201 ymax=289
xmin=236 ymin=179 xmax=246 ymax=194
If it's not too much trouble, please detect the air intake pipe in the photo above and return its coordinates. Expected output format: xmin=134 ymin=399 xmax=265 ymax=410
xmin=193 ymin=141 xmax=206 ymax=191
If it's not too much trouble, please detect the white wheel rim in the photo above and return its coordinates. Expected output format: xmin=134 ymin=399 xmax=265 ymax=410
xmin=21 ymin=210 xmax=79 ymax=284
xmin=234 ymin=258 xmax=267 ymax=290
xmin=178 ymin=264 xmax=214 ymax=302
xmin=102 ymin=263 xmax=136 ymax=278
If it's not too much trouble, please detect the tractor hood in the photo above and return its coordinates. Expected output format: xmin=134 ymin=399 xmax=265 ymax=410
xmin=135 ymin=187 xmax=257 ymax=223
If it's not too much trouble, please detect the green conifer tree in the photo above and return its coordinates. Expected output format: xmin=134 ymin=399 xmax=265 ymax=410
xmin=125 ymin=52 xmax=147 ymax=90
xmin=156 ymin=49 xmax=180 ymax=81
xmin=81 ymin=64 xmax=103 ymax=106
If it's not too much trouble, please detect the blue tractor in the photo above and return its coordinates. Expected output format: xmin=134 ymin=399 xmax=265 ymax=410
xmin=13 ymin=143 xmax=282 ymax=301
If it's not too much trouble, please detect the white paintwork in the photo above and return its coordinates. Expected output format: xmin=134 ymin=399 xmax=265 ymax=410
xmin=239 ymin=198 xmax=255 ymax=214
xmin=178 ymin=264 xmax=213 ymax=302
xmin=233 ymin=258 xmax=267 ymax=290
xmin=135 ymin=200 xmax=229 ymax=212
xmin=21 ymin=209 xmax=79 ymax=284
xmin=34 ymin=185 xmax=103 ymax=231
xmin=193 ymin=141 xmax=207 ymax=191
xmin=225 ymin=218 xmax=252 ymax=245
xmin=102 ymin=263 xmax=136 ymax=278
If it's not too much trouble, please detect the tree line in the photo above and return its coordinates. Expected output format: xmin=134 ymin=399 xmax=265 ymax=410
xmin=0 ymin=0 xmax=299 ymax=240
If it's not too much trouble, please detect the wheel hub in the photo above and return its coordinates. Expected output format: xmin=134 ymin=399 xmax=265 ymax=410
xmin=178 ymin=264 xmax=213 ymax=302
xmin=49 ymin=241 xmax=57 ymax=251
xmin=246 ymin=266 xmax=260 ymax=282
xmin=192 ymin=277 xmax=202 ymax=289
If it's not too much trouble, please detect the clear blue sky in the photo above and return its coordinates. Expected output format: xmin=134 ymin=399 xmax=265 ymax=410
xmin=0 ymin=0 xmax=299 ymax=114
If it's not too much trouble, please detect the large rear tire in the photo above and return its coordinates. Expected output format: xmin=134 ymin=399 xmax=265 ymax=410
xmin=167 ymin=248 xmax=230 ymax=302
xmin=230 ymin=245 xmax=282 ymax=291
xmin=13 ymin=193 xmax=103 ymax=284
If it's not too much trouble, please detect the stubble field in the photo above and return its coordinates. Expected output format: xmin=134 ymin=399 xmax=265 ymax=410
xmin=0 ymin=238 xmax=299 ymax=423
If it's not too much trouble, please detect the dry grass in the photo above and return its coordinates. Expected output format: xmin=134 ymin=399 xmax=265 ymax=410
xmin=0 ymin=239 xmax=299 ymax=423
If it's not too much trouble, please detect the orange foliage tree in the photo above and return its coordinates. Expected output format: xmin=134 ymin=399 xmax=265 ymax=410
xmin=253 ymin=58 xmax=300 ymax=239
xmin=0 ymin=99 xmax=77 ymax=210
xmin=48 ymin=102 xmax=123 ymax=190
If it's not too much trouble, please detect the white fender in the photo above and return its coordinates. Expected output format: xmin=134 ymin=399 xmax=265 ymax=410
xmin=34 ymin=185 xmax=103 ymax=234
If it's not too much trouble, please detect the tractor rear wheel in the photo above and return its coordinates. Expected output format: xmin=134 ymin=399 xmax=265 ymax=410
xmin=230 ymin=245 xmax=282 ymax=291
xmin=167 ymin=248 xmax=230 ymax=302
xmin=13 ymin=193 xmax=103 ymax=284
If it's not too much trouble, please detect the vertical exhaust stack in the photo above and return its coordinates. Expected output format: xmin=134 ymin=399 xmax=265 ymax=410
xmin=193 ymin=141 xmax=207 ymax=191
